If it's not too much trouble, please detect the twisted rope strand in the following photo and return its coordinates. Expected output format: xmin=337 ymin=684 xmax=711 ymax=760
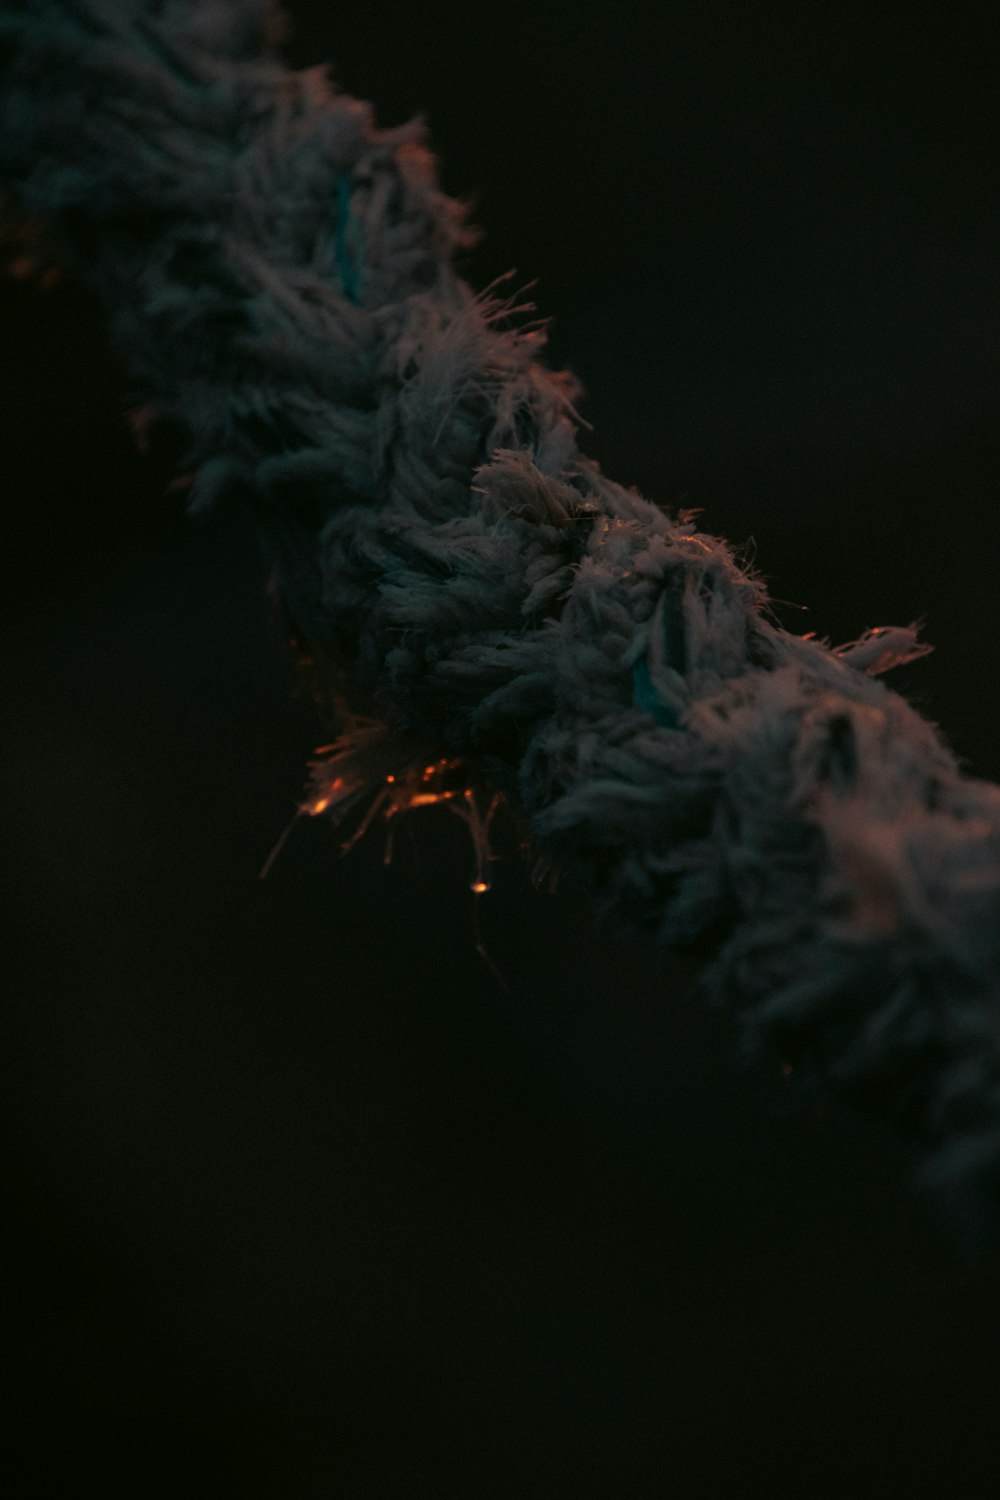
xmin=4 ymin=0 xmax=999 ymax=1243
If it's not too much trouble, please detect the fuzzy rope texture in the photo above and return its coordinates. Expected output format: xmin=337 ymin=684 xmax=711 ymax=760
xmin=4 ymin=0 xmax=1000 ymax=1243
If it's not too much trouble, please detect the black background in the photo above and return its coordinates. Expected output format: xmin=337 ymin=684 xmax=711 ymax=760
xmin=3 ymin=1 xmax=1000 ymax=1493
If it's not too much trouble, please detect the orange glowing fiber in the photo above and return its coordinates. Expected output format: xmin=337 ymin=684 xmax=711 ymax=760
xmin=407 ymin=790 xmax=458 ymax=807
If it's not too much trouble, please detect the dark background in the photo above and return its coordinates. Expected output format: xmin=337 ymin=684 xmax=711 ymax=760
xmin=3 ymin=1 xmax=1000 ymax=1493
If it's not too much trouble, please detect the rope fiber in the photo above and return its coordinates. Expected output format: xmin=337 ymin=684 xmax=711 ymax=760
xmin=3 ymin=0 xmax=1000 ymax=1247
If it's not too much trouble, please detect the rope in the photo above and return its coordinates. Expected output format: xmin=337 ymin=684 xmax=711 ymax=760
xmin=4 ymin=0 xmax=999 ymax=1247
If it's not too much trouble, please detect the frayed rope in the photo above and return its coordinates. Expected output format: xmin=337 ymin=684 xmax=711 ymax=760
xmin=3 ymin=0 xmax=999 ymax=1250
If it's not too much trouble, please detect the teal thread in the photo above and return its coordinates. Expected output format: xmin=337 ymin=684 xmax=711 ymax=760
xmin=335 ymin=176 xmax=363 ymax=305
xmin=631 ymin=655 xmax=679 ymax=728
xmin=632 ymin=580 xmax=686 ymax=727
